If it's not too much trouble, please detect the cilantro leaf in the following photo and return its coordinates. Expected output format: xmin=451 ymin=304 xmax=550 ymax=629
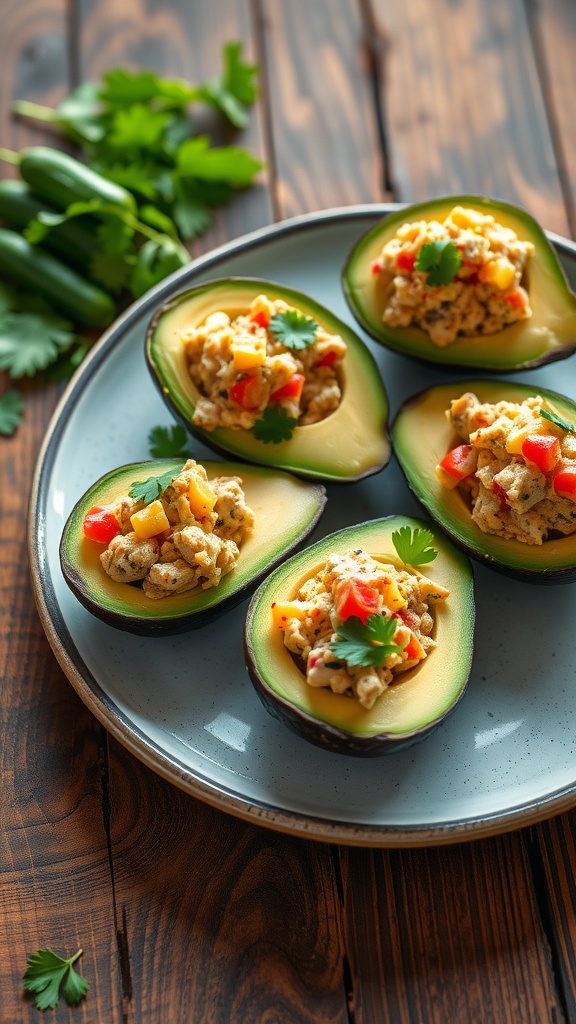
xmin=252 ymin=406 xmax=298 ymax=444
xmin=331 ymin=614 xmax=406 ymax=668
xmin=268 ymin=310 xmax=318 ymax=350
xmin=196 ymin=42 xmax=259 ymax=129
xmin=129 ymin=467 xmax=182 ymax=505
xmin=108 ymin=103 xmax=171 ymax=151
xmin=148 ymin=424 xmax=189 ymax=458
xmin=175 ymin=135 xmax=263 ymax=187
xmin=415 ymin=239 xmax=462 ymax=286
xmin=0 ymin=311 xmax=75 ymax=377
xmin=22 ymin=947 xmax=89 ymax=1011
xmin=540 ymin=407 xmax=576 ymax=434
xmin=392 ymin=526 xmax=438 ymax=566
xmin=0 ymin=389 xmax=24 ymax=435
xmin=100 ymin=68 xmax=197 ymax=108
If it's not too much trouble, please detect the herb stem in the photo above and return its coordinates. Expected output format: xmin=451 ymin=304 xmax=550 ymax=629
xmin=13 ymin=99 xmax=59 ymax=123
xmin=0 ymin=147 xmax=20 ymax=165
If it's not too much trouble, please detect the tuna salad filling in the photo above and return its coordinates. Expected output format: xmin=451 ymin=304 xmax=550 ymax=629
xmin=436 ymin=392 xmax=576 ymax=544
xmin=272 ymin=549 xmax=449 ymax=710
xmin=83 ymin=460 xmax=255 ymax=599
xmin=182 ymin=293 xmax=346 ymax=432
xmin=372 ymin=205 xmax=534 ymax=347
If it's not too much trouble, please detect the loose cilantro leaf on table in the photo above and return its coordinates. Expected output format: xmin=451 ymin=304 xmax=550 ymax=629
xmin=22 ymin=947 xmax=89 ymax=1011
xmin=269 ymin=310 xmax=318 ymax=350
xmin=332 ymin=615 xmax=406 ymax=668
xmin=392 ymin=526 xmax=437 ymax=566
xmin=196 ymin=40 xmax=259 ymax=129
xmin=148 ymin=424 xmax=189 ymax=458
xmin=540 ymin=408 xmax=576 ymax=434
xmin=0 ymin=390 xmax=24 ymax=435
xmin=415 ymin=239 xmax=461 ymax=286
xmin=252 ymin=406 xmax=298 ymax=444
xmin=0 ymin=311 xmax=76 ymax=377
xmin=129 ymin=467 xmax=182 ymax=505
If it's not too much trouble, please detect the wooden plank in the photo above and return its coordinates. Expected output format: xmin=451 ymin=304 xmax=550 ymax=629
xmin=258 ymin=0 xmax=385 ymax=217
xmin=370 ymin=0 xmax=570 ymax=235
xmin=534 ymin=815 xmax=576 ymax=1020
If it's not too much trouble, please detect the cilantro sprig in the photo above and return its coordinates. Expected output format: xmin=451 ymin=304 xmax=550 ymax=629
xmin=252 ymin=405 xmax=298 ymax=444
xmin=148 ymin=424 xmax=189 ymax=458
xmin=540 ymin=407 xmax=576 ymax=434
xmin=129 ymin=466 xmax=183 ymax=505
xmin=269 ymin=310 xmax=318 ymax=350
xmin=0 ymin=390 xmax=24 ymax=436
xmin=331 ymin=614 xmax=406 ymax=668
xmin=415 ymin=239 xmax=461 ymax=286
xmin=22 ymin=947 xmax=89 ymax=1011
xmin=392 ymin=526 xmax=438 ymax=566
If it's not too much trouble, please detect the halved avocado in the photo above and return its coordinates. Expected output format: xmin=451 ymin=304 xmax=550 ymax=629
xmin=60 ymin=459 xmax=327 ymax=636
xmin=392 ymin=381 xmax=576 ymax=583
xmin=146 ymin=277 xmax=391 ymax=482
xmin=244 ymin=516 xmax=475 ymax=756
xmin=342 ymin=195 xmax=576 ymax=371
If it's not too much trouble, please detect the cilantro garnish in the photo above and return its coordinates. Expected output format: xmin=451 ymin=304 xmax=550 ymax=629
xmin=539 ymin=408 xmax=576 ymax=434
xmin=268 ymin=310 xmax=318 ymax=350
xmin=129 ymin=467 xmax=182 ymax=505
xmin=331 ymin=614 xmax=406 ymax=668
xmin=252 ymin=406 xmax=298 ymax=444
xmin=148 ymin=424 xmax=189 ymax=458
xmin=415 ymin=239 xmax=462 ymax=286
xmin=22 ymin=947 xmax=89 ymax=1011
xmin=0 ymin=390 xmax=24 ymax=435
xmin=0 ymin=310 xmax=76 ymax=377
xmin=392 ymin=526 xmax=438 ymax=566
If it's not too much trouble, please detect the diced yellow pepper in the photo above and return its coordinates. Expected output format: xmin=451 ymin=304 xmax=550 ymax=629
xmin=478 ymin=257 xmax=516 ymax=291
xmin=381 ymin=579 xmax=407 ymax=612
xmin=188 ymin=475 xmax=217 ymax=519
xmin=505 ymin=422 xmax=546 ymax=454
xmin=450 ymin=205 xmax=487 ymax=230
xmin=271 ymin=600 xmax=308 ymax=629
xmin=130 ymin=500 xmax=170 ymax=540
xmin=231 ymin=335 xmax=267 ymax=371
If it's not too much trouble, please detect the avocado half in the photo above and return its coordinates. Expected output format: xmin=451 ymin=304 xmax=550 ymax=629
xmin=60 ymin=459 xmax=327 ymax=636
xmin=342 ymin=195 xmax=576 ymax=371
xmin=145 ymin=277 xmax=391 ymax=482
xmin=244 ymin=516 xmax=475 ymax=756
xmin=392 ymin=381 xmax=576 ymax=584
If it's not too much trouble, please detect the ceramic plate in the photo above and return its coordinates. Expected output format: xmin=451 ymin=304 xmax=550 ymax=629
xmin=29 ymin=206 xmax=576 ymax=847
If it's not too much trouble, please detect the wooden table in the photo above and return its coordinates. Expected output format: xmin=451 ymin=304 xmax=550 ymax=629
xmin=2 ymin=2 xmax=576 ymax=1021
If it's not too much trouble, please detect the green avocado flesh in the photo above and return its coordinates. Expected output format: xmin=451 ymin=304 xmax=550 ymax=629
xmin=342 ymin=195 xmax=576 ymax=371
xmin=146 ymin=277 xmax=391 ymax=482
xmin=244 ymin=517 xmax=475 ymax=755
xmin=60 ymin=459 xmax=326 ymax=636
xmin=392 ymin=381 xmax=576 ymax=583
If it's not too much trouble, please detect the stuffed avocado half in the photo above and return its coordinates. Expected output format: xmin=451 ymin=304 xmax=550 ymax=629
xmin=244 ymin=516 xmax=475 ymax=757
xmin=342 ymin=196 xmax=576 ymax=371
xmin=60 ymin=458 xmax=327 ymax=636
xmin=146 ymin=277 xmax=391 ymax=483
xmin=392 ymin=381 xmax=576 ymax=583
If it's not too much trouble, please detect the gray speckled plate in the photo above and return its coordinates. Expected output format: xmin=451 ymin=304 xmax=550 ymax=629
xmin=29 ymin=206 xmax=576 ymax=847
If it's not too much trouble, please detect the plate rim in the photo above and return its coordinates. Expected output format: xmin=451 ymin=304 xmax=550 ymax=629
xmin=28 ymin=203 xmax=576 ymax=848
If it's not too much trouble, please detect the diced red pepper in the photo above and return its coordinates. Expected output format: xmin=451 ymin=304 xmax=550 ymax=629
xmin=250 ymin=309 xmax=270 ymax=329
xmin=492 ymin=482 xmax=509 ymax=508
xmin=270 ymin=373 xmax=305 ymax=403
xmin=521 ymin=434 xmax=560 ymax=474
xmin=316 ymin=350 xmax=338 ymax=368
xmin=228 ymin=374 xmax=262 ymax=410
xmin=505 ymin=289 xmax=527 ymax=312
xmin=335 ymin=578 xmax=379 ymax=624
xmin=397 ymin=251 xmax=416 ymax=273
xmin=553 ymin=465 xmax=576 ymax=500
xmin=438 ymin=444 xmax=476 ymax=481
xmin=371 ymin=259 xmax=383 ymax=276
xmin=83 ymin=506 xmax=120 ymax=544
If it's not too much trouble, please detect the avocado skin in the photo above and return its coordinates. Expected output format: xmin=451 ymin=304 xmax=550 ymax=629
xmin=342 ymin=195 xmax=576 ymax=372
xmin=244 ymin=516 xmax=475 ymax=756
xmin=145 ymin=277 xmax=391 ymax=483
xmin=392 ymin=381 xmax=576 ymax=584
xmin=60 ymin=459 xmax=327 ymax=636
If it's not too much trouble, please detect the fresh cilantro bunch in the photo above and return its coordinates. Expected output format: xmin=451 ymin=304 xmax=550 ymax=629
xmin=331 ymin=614 xmax=406 ymax=668
xmin=14 ymin=43 xmax=263 ymax=244
xmin=22 ymin=947 xmax=89 ymax=1011
xmin=415 ymin=239 xmax=461 ymax=286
